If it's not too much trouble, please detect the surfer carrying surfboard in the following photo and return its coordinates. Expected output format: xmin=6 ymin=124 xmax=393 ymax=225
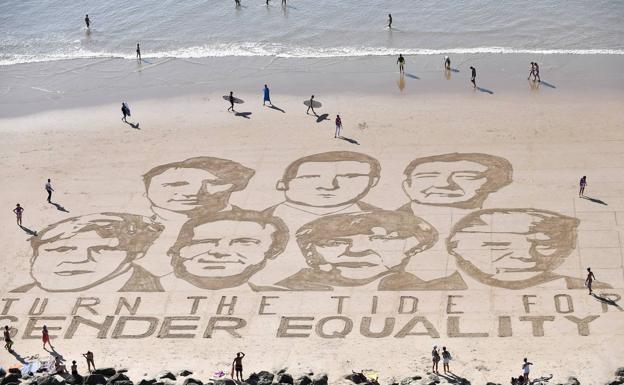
xmin=306 ymin=95 xmax=317 ymax=115
xmin=228 ymin=91 xmax=235 ymax=112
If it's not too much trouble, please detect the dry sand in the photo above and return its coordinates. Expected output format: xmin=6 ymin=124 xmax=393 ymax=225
xmin=0 ymin=54 xmax=623 ymax=384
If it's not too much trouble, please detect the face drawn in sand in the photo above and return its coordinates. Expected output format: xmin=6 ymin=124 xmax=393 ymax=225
xmin=272 ymin=210 xmax=438 ymax=290
xmin=20 ymin=213 xmax=163 ymax=292
xmin=402 ymin=153 xmax=512 ymax=209
xmin=169 ymin=210 xmax=289 ymax=290
xmin=446 ymin=208 xmax=596 ymax=289
xmin=276 ymin=151 xmax=381 ymax=208
xmin=144 ymin=157 xmax=255 ymax=215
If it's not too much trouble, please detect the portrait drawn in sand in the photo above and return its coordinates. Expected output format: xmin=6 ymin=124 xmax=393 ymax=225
xmin=272 ymin=210 xmax=467 ymax=291
xmin=446 ymin=208 xmax=613 ymax=290
xmin=11 ymin=213 xmax=164 ymax=293
xmin=399 ymin=153 xmax=513 ymax=213
xmin=133 ymin=156 xmax=256 ymax=278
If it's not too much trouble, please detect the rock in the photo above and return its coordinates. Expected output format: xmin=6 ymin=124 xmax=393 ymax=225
xmin=485 ymin=383 xmax=500 ymax=385
xmin=311 ymin=374 xmax=328 ymax=385
xmin=2 ymin=374 xmax=23 ymax=385
xmin=564 ymin=377 xmax=580 ymax=385
xmin=92 ymin=370 xmax=116 ymax=379
xmin=137 ymin=380 xmax=156 ymax=385
xmin=213 ymin=380 xmax=236 ymax=385
xmin=183 ymin=378 xmax=202 ymax=385
xmin=84 ymin=374 xmax=107 ymax=385
xmin=244 ymin=374 xmax=259 ymax=385
xmin=295 ymin=376 xmax=311 ymax=385
xmin=399 ymin=376 xmax=421 ymax=385
xmin=106 ymin=373 xmax=129 ymax=385
xmin=277 ymin=374 xmax=293 ymax=385
xmin=344 ymin=373 xmax=366 ymax=385
xmin=178 ymin=372 xmax=193 ymax=378
xmin=8 ymin=369 xmax=20 ymax=376
xmin=257 ymin=372 xmax=274 ymax=385
xmin=158 ymin=374 xmax=176 ymax=382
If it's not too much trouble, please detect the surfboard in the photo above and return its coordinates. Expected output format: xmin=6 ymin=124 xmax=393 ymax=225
xmin=303 ymin=100 xmax=322 ymax=108
xmin=223 ymin=95 xmax=244 ymax=104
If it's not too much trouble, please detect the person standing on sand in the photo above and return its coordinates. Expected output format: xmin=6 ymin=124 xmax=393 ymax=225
xmin=4 ymin=325 xmax=13 ymax=351
xmin=263 ymin=84 xmax=272 ymax=106
xmin=121 ymin=103 xmax=130 ymax=122
xmin=85 ymin=14 xmax=90 ymax=29
xmin=397 ymin=54 xmax=405 ymax=74
xmin=432 ymin=345 xmax=440 ymax=374
xmin=533 ymin=62 xmax=541 ymax=82
xmin=228 ymin=91 xmax=236 ymax=112
xmin=585 ymin=267 xmax=597 ymax=295
xmin=13 ymin=204 xmax=24 ymax=226
xmin=235 ymin=0 xmax=241 ymax=6
xmin=71 ymin=361 xmax=78 ymax=377
xmin=470 ymin=66 xmax=476 ymax=88
xmin=444 ymin=56 xmax=451 ymax=70
xmin=83 ymin=351 xmax=95 ymax=372
xmin=579 ymin=176 xmax=587 ymax=197
xmin=442 ymin=346 xmax=452 ymax=374
xmin=527 ymin=62 xmax=535 ymax=81
xmin=306 ymin=95 xmax=316 ymax=115
xmin=232 ymin=352 xmax=245 ymax=381
xmin=42 ymin=325 xmax=53 ymax=350
xmin=388 ymin=14 xmax=392 ymax=29
xmin=45 ymin=179 xmax=54 ymax=203
xmin=136 ymin=43 xmax=141 ymax=61
xmin=335 ymin=115 xmax=342 ymax=138
xmin=522 ymin=358 xmax=533 ymax=384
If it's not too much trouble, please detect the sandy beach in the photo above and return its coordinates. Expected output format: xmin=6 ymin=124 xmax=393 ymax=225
xmin=1 ymin=53 xmax=624 ymax=384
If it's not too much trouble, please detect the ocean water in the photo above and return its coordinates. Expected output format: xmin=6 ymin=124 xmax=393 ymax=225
xmin=1 ymin=0 xmax=623 ymax=65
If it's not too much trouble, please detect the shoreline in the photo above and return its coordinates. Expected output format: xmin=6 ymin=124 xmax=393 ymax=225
xmin=1 ymin=53 xmax=624 ymax=119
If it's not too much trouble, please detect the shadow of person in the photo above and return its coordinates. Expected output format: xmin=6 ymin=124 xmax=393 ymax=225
xmin=477 ymin=87 xmax=494 ymax=94
xmin=339 ymin=136 xmax=360 ymax=145
xmin=397 ymin=74 xmax=406 ymax=91
xmin=316 ymin=113 xmax=330 ymax=123
xmin=451 ymin=68 xmax=460 ymax=73
xmin=19 ymin=225 xmax=37 ymax=236
xmin=439 ymin=373 xmax=471 ymax=385
xmin=539 ymin=80 xmax=556 ymax=89
xmin=235 ymin=112 xmax=252 ymax=119
xmin=49 ymin=347 xmax=65 ymax=362
xmin=268 ymin=105 xmax=286 ymax=113
xmin=581 ymin=196 xmax=608 ymax=205
xmin=592 ymin=293 xmax=623 ymax=310
xmin=405 ymin=73 xmax=419 ymax=80
xmin=9 ymin=349 xmax=27 ymax=364
xmin=124 ymin=121 xmax=140 ymax=129
xmin=50 ymin=202 xmax=70 ymax=213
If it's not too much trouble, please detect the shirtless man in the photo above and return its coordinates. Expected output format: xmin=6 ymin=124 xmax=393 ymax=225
xmin=585 ymin=267 xmax=597 ymax=295
xmin=232 ymin=352 xmax=245 ymax=381
xmin=13 ymin=203 xmax=24 ymax=226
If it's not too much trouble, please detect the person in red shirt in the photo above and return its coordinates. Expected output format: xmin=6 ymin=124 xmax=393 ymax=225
xmin=335 ymin=115 xmax=342 ymax=138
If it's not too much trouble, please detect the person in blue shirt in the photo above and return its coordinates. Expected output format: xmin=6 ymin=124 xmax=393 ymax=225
xmin=263 ymin=84 xmax=272 ymax=107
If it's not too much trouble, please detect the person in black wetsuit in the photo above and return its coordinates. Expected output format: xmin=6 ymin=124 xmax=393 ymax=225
xmin=470 ymin=66 xmax=476 ymax=88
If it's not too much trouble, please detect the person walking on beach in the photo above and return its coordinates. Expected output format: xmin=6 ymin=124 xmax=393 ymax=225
xmin=85 ymin=14 xmax=90 ymax=29
xmin=522 ymin=358 xmax=533 ymax=384
xmin=388 ymin=14 xmax=392 ymax=29
xmin=335 ymin=115 xmax=342 ymax=138
xmin=397 ymin=54 xmax=405 ymax=74
xmin=121 ymin=103 xmax=130 ymax=122
xmin=71 ymin=361 xmax=78 ymax=377
xmin=83 ymin=351 xmax=95 ymax=372
xmin=45 ymin=178 xmax=54 ymax=203
xmin=235 ymin=0 xmax=241 ymax=6
xmin=432 ymin=345 xmax=440 ymax=374
xmin=232 ymin=352 xmax=245 ymax=381
xmin=4 ymin=325 xmax=13 ymax=351
xmin=263 ymin=84 xmax=272 ymax=106
xmin=136 ymin=43 xmax=141 ymax=61
xmin=228 ymin=91 xmax=236 ymax=112
xmin=585 ymin=267 xmax=597 ymax=295
xmin=527 ymin=62 xmax=535 ymax=81
xmin=13 ymin=204 xmax=24 ymax=226
xmin=533 ymin=62 xmax=541 ymax=82
xmin=442 ymin=346 xmax=452 ymax=374
xmin=42 ymin=325 xmax=53 ymax=350
xmin=579 ymin=176 xmax=587 ymax=197
xmin=444 ymin=56 xmax=451 ymax=70
xmin=470 ymin=66 xmax=476 ymax=88
xmin=306 ymin=95 xmax=316 ymax=115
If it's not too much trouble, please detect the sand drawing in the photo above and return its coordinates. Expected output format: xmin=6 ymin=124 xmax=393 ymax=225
xmin=272 ymin=210 xmax=466 ymax=291
xmin=143 ymin=156 xmax=255 ymax=217
xmin=167 ymin=209 xmax=289 ymax=290
xmin=11 ymin=213 xmax=164 ymax=293
xmin=446 ymin=208 xmax=613 ymax=290
xmin=136 ymin=157 xmax=256 ymax=277
xmin=400 ymin=153 xmax=512 ymax=210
